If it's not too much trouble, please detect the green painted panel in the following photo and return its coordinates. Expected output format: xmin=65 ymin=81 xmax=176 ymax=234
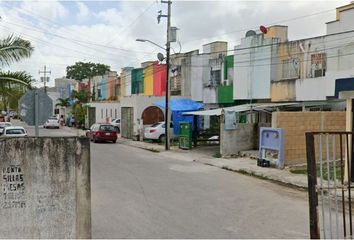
xmin=131 ymin=68 xmax=144 ymax=94
xmin=217 ymin=85 xmax=233 ymax=103
xmin=224 ymin=55 xmax=234 ymax=80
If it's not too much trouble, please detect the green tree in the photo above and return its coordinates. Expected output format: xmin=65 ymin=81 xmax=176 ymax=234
xmin=0 ymin=35 xmax=34 ymax=111
xmin=0 ymin=71 xmax=34 ymax=111
xmin=55 ymin=98 xmax=71 ymax=108
xmin=66 ymin=62 xmax=110 ymax=81
xmin=55 ymin=98 xmax=71 ymax=120
xmin=70 ymin=89 xmax=91 ymax=128
xmin=0 ymin=34 xmax=33 ymax=67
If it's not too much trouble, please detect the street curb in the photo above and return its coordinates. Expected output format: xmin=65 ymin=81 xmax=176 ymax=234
xmin=116 ymin=139 xmax=164 ymax=153
xmin=196 ymin=160 xmax=308 ymax=191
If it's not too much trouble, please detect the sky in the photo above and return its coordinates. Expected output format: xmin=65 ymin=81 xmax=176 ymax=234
xmin=0 ymin=0 xmax=350 ymax=87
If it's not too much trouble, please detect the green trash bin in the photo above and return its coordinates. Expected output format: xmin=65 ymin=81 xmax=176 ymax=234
xmin=179 ymin=122 xmax=192 ymax=150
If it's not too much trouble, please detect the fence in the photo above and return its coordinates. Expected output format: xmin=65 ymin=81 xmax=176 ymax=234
xmin=306 ymin=132 xmax=353 ymax=239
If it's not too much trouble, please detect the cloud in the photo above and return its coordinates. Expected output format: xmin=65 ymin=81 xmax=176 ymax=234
xmin=0 ymin=0 xmax=351 ymax=87
xmin=76 ymin=2 xmax=90 ymax=22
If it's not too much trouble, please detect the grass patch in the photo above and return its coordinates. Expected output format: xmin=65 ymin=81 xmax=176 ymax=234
xmin=213 ymin=152 xmax=222 ymax=158
xmin=289 ymin=161 xmax=342 ymax=181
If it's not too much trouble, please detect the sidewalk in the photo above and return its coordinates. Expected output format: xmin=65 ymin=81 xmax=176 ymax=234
xmin=117 ymin=138 xmax=309 ymax=190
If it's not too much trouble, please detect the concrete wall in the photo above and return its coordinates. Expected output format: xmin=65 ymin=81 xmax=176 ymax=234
xmin=191 ymin=54 xmax=203 ymax=101
xmin=234 ymin=34 xmax=279 ymax=100
xmin=120 ymin=95 xmax=166 ymax=137
xmin=0 ymin=137 xmax=91 ymax=238
xmin=271 ymin=79 xmax=296 ymax=102
xmin=220 ymin=119 xmax=256 ymax=157
xmin=87 ymin=102 xmax=120 ymax=123
xmin=272 ymin=111 xmax=346 ymax=165
xmin=327 ymin=3 xmax=354 ymax=34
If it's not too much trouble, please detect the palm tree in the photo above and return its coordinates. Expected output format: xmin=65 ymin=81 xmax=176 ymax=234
xmin=0 ymin=34 xmax=33 ymax=67
xmin=0 ymin=71 xmax=33 ymax=111
xmin=0 ymin=35 xmax=33 ymax=112
xmin=55 ymin=98 xmax=71 ymax=120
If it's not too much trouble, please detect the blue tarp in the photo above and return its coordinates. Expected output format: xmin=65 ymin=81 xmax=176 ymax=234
xmin=153 ymin=98 xmax=204 ymax=135
xmin=154 ymin=98 xmax=204 ymax=111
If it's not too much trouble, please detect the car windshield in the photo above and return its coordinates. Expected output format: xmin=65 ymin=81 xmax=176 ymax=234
xmin=6 ymin=129 xmax=25 ymax=134
xmin=99 ymin=125 xmax=114 ymax=132
xmin=150 ymin=123 xmax=162 ymax=128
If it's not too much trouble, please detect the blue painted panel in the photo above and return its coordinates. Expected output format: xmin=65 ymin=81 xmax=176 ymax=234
xmin=334 ymin=77 xmax=354 ymax=98
xmin=100 ymin=76 xmax=107 ymax=100
xmin=259 ymin=127 xmax=285 ymax=168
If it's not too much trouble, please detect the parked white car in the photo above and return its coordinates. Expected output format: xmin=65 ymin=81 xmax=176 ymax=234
xmin=2 ymin=126 xmax=27 ymax=137
xmin=110 ymin=118 xmax=121 ymax=133
xmin=0 ymin=122 xmax=12 ymax=135
xmin=144 ymin=122 xmax=174 ymax=142
xmin=43 ymin=117 xmax=60 ymax=129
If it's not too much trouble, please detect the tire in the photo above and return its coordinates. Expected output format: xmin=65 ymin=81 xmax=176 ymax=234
xmin=113 ymin=140 xmax=117 ymax=143
xmin=159 ymin=134 xmax=165 ymax=143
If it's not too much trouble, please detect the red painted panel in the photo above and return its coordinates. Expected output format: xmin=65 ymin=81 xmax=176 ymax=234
xmin=153 ymin=63 xmax=166 ymax=96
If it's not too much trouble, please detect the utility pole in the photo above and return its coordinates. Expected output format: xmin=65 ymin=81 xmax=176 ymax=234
xmin=159 ymin=0 xmax=172 ymax=150
xmin=39 ymin=65 xmax=51 ymax=93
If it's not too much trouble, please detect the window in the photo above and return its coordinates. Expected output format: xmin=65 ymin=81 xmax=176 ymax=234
xmin=115 ymin=109 xmax=117 ymax=119
xmin=311 ymin=53 xmax=326 ymax=77
xmin=6 ymin=129 xmax=25 ymax=134
xmin=101 ymin=109 xmax=103 ymax=119
xmin=110 ymin=109 xmax=112 ymax=118
xmin=211 ymin=69 xmax=221 ymax=86
xmin=106 ymin=109 xmax=108 ymax=118
xmin=282 ymin=59 xmax=299 ymax=79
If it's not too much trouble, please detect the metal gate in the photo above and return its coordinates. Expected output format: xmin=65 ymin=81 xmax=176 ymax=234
xmin=306 ymin=132 xmax=354 ymax=239
xmin=121 ymin=107 xmax=133 ymax=139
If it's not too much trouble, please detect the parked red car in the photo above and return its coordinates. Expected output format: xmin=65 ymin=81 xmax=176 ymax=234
xmin=86 ymin=123 xmax=117 ymax=143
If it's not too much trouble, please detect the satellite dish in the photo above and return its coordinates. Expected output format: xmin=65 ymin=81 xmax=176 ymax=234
xmin=260 ymin=25 xmax=267 ymax=34
xmin=157 ymin=52 xmax=165 ymax=62
xmin=245 ymin=30 xmax=256 ymax=37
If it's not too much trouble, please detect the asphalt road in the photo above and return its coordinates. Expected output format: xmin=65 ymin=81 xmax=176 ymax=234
xmin=19 ymin=121 xmax=310 ymax=238
xmin=90 ymin=143 xmax=310 ymax=238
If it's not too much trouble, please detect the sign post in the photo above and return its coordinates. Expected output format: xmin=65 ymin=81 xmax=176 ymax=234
xmin=19 ymin=89 xmax=53 ymax=136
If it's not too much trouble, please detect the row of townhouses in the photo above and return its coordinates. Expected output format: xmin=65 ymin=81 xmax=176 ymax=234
xmin=52 ymin=2 xmax=354 ymax=140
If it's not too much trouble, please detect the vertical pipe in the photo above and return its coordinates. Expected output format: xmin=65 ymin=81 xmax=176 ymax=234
xmin=340 ymin=134 xmax=346 ymax=237
xmin=306 ymin=133 xmax=320 ymax=239
xmin=34 ymin=90 xmax=39 ymax=137
xmin=164 ymin=0 xmax=171 ymax=151
xmin=348 ymin=133 xmax=353 ymax=236
xmin=326 ymin=134 xmax=333 ymax=238
xmin=332 ymin=135 xmax=339 ymax=239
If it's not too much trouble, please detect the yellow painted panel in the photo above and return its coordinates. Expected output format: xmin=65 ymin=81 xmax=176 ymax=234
xmin=121 ymin=74 xmax=126 ymax=97
xmin=144 ymin=65 xmax=154 ymax=96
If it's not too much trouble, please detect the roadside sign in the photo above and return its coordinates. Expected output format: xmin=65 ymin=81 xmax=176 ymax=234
xmin=19 ymin=89 xmax=53 ymax=126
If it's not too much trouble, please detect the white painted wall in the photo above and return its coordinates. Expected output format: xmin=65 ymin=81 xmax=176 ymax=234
xmin=327 ymin=8 xmax=354 ymax=35
xmin=191 ymin=54 xmax=203 ymax=101
xmin=87 ymin=102 xmax=120 ymax=123
xmin=296 ymin=31 xmax=354 ymax=100
xmin=234 ymin=34 xmax=278 ymax=100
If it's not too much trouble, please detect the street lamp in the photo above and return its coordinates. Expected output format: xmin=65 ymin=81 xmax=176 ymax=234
xmin=136 ymin=38 xmax=171 ymax=150
xmin=136 ymin=39 xmax=166 ymax=51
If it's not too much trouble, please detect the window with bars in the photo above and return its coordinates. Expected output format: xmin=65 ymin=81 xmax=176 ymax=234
xmin=311 ymin=53 xmax=326 ymax=78
xmin=282 ymin=58 xmax=299 ymax=79
xmin=211 ymin=69 xmax=221 ymax=86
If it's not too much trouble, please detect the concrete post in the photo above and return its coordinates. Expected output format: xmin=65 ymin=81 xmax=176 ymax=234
xmin=0 ymin=137 xmax=91 ymax=238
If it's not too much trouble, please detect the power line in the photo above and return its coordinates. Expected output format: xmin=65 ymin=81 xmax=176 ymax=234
xmin=181 ymin=8 xmax=335 ymax=44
